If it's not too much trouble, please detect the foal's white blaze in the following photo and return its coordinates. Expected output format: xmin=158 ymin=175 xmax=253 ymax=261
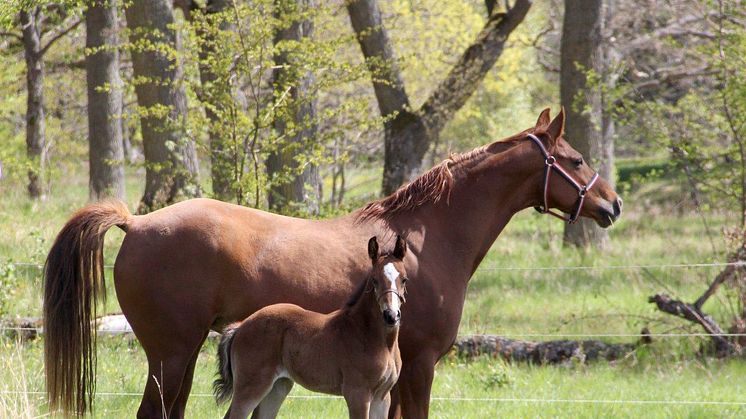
xmin=383 ymin=263 xmax=401 ymax=312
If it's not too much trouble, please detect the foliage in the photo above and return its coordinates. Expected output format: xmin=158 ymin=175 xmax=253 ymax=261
xmin=603 ymin=1 xmax=746 ymax=221
xmin=180 ymin=1 xmax=380 ymax=211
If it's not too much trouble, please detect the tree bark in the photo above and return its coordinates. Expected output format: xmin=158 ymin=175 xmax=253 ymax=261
xmin=266 ymin=0 xmax=321 ymax=214
xmin=125 ymin=0 xmax=201 ymax=213
xmin=347 ymin=0 xmax=532 ymax=195
xmin=20 ymin=8 xmax=46 ymax=199
xmin=188 ymin=0 xmax=233 ymax=201
xmin=86 ymin=0 xmax=125 ymax=201
xmin=454 ymin=334 xmax=642 ymax=364
xmin=560 ymin=0 xmax=611 ymax=248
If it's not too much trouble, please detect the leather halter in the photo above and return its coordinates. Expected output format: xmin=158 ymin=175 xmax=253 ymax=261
xmin=527 ymin=133 xmax=599 ymax=224
xmin=378 ymin=289 xmax=406 ymax=304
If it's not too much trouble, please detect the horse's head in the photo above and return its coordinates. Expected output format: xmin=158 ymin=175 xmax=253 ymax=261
xmin=367 ymin=235 xmax=408 ymax=328
xmin=527 ymin=108 xmax=622 ymax=228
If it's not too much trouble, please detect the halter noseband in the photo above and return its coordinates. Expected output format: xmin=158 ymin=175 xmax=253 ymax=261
xmin=527 ymin=133 xmax=599 ymax=224
xmin=377 ymin=288 xmax=406 ymax=304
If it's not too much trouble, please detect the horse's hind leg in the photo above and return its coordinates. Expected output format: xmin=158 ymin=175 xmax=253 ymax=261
xmin=251 ymin=377 xmax=294 ymax=419
xmin=128 ymin=319 xmax=210 ymax=418
xmin=168 ymin=332 xmax=209 ymax=419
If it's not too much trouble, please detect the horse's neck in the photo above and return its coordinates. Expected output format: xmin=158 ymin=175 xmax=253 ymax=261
xmin=345 ymin=289 xmax=398 ymax=350
xmin=390 ymin=145 xmax=539 ymax=282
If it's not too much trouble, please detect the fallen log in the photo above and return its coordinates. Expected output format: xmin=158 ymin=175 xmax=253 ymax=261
xmin=453 ymin=334 xmax=643 ymax=364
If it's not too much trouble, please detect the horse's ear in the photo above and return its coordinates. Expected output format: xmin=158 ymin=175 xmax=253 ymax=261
xmin=368 ymin=236 xmax=379 ymax=262
xmin=393 ymin=235 xmax=407 ymax=260
xmin=536 ymin=108 xmax=551 ymax=128
xmin=546 ymin=106 xmax=566 ymax=143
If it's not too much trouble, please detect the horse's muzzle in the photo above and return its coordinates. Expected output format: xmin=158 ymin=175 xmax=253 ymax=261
xmin=383 ymin=309 xmax=400 ymax=327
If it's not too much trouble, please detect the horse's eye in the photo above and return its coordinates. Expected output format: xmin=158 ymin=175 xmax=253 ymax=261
xmin=574 ymin=158 xmax=583 ymax=168
xmin=402 ymin=277 xmax=408 ymax=285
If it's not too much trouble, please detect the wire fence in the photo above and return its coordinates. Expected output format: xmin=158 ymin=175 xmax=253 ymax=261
xmin=7 ymin=260 xmax=746 ymax=271
xmin=2 ymin=260 xmax=744 ymax=340
xmin=2 ymin=261 xmax=746 ymax=410
xmin=1 ymin=390 xmax=745 ymax=406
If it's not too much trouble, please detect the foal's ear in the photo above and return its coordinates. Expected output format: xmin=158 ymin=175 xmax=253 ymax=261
xmin=393 ymin=235 xmax=407 ymax=260
xmin=535 ymin=108 xmax=551 ymax=128
xmin=546 ymin=107 xmax=566 ymax=143
xmin=368 ymin=236 xmax=379 ymax=262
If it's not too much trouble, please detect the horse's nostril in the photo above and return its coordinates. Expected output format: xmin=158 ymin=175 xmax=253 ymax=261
xmin=613 ymin=197 xmax=623 ymax=217
xmin=383 ymin=309 xmax=400 ymax=325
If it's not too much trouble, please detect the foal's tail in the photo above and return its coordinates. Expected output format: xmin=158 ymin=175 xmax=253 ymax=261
xmin=214 ymin=324 xmax=239 ymax=404
xmin=43 ymin=201 xmax=132 ymax=415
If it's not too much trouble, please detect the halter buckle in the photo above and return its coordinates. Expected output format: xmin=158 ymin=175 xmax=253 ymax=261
xmin=545 ymin=156 xmax=556 ymax=166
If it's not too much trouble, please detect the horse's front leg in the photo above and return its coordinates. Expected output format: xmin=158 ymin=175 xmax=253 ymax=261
xmin=393 ymin=352 xmax=437 ymax=419
xmin=370 ymin=392 xmax=391 ymax=419
xmin=343 ymin=389 xmax=372 ymax=419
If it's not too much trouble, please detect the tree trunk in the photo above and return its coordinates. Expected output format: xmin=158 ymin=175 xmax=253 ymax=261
xmin=560 ymin=0 xmax=610 ymax=248
xmin=86 ymin=0 xmax=125 ymax=201
xmin=20 ymin=8 xmax=46 ymax=199
xmin=347 ymin=0 xmax=532 ymax=195
xmin=266 ymin=0 xmax=320 ymax=214
xmin=188 ymin=0 xmax=233 ymax=201
xmin=125 ymin=0 xmax=201 ymax=213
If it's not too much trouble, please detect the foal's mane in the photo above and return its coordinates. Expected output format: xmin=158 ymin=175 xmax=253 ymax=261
xmin=356 ymin=135 xmax=525 ymax=222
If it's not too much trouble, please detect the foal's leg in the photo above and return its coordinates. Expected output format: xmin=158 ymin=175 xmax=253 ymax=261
xmin=226 ymin=366 xmax=281 ymax=419
xmin=250 ymin=377 xmax=294 ymax=419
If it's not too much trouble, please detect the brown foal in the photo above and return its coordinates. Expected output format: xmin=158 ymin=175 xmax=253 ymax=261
xmin=214 ymin=236 xmax=408 ymax=419
xmin=43 ymin=108 xmax=623 ymax=418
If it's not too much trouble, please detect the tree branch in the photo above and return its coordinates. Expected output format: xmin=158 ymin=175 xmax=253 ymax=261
xmin=40 ymin=17 xmax=81 ymax=56
xmin=419 ymin=0 xmax=532 ymax=135
xmin=649 ymin=293 xmax=739 ymax=356
xmin=0 ymin=31 xmax=23 ymax=41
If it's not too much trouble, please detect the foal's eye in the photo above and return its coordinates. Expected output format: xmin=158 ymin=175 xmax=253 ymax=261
xmin=573 ymin=158 xmax=583 ymax=168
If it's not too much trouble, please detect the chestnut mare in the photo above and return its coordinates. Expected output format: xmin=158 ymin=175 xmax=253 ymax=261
xmin=43 ymin=108 xmax=622 ymax=418
xmin=214 ymin=235 xmax=408 ymax=419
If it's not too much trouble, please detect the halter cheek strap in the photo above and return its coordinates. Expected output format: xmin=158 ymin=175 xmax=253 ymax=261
xmin=527 ymin=133 xmax=599 ymax=224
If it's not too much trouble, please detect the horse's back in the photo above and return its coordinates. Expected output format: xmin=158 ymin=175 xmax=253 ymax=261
xmin=112 ymin=199 xmax=365 ymax=335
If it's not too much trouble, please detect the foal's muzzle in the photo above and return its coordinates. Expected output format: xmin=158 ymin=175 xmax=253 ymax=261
xmin=383 ymin=309 xmax=401 ymax=326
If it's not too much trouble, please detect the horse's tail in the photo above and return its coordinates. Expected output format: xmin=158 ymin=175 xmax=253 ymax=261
xmin=214 ymin=324 xmax=239 ymax=404
xmin=43 ymin=200 xmax=132 ymax=415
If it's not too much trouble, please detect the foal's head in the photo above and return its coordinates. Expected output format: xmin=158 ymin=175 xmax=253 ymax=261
xmin=367 ymin=235 xmax=408 ymax=328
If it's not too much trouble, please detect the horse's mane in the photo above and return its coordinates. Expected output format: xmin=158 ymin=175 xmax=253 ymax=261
xmin=356 ymin=136 xmax=524 ymax=222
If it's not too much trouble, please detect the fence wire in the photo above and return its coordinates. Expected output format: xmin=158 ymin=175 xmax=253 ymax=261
xmin=1 ymin=391 xmax=745 ymax=406
xmin=2 ymin=260 xmax=745 ymax=339
xmin=4 ymin=327 xmax=746 ymax=339
xmin=2 ymin=261 xmax=746 ymax=409
xmin=7 ymin=260 xmax=746 ymax=271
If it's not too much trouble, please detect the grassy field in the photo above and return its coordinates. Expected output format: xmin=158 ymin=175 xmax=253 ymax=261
xmin=2 ymin=168 xmax=746 ymax=417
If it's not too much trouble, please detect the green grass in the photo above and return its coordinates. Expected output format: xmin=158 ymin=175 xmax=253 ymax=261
xmin=3 ymin=338 xmax=746 ymax=418
xmin=1 ymin=169 xmax=745 ymax=417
